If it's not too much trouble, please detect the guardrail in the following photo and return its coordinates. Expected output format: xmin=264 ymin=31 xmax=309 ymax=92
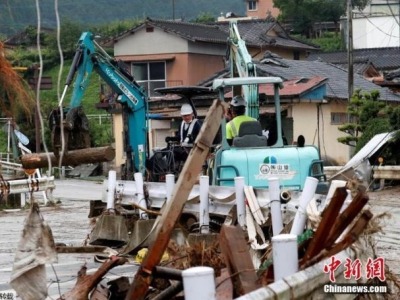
xmin=324 ymin=166 xmax=400 ymax=181
xmin=372 ymin=166 xmax=400 ymax=180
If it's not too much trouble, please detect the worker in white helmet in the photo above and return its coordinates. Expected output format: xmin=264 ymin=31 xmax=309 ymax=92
xmin=226 ymin=95 xmax=256 ymax=145
xmin=167 ymin=103 xmax=202 ymax=162
xmin=178 ymin=103 xmax=201 ymax=147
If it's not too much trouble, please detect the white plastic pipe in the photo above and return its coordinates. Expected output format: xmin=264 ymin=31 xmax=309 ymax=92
xmin=182 ymin=266 xmax=216 ymax=300
xmin=134 ymin=172 xmax=148 ymax=220
xmin=199 ymin=175 xmax=210 ymax=234
xmin=290 ymin=176 xmax=319 ymax=236
xmin=234 ymin=176 xmax=246 ymax=228
xmin=269 ymin=177 xmax=283 ymax=236
xmin=325 ymin=180 xmax=347 ymax=206
xmin=272 ymin=234 xmax=298 ymax=280
xmin=166 ymin=173 xmax=175 ymax=202
xmin=107 ymin=170 xmax=117 ymax=210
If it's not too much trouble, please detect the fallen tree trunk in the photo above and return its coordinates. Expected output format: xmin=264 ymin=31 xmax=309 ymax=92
xmin=20 ymin=146 xmax=115 ymax=169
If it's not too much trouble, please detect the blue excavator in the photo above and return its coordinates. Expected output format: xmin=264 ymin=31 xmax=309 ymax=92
xmin=49 ymin=32 xmax=148 ymax=180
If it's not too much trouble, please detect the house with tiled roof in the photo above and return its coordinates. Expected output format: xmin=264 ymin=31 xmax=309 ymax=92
xmin=105 ymin=17 xmax=320 ymax=152
xmin=199 ymin=53 xmax=400 ymax=165
xmin=307 ymin=47 xmax=400 ymax=92
xmin=106 ymin=17 xmax=319 ymax=97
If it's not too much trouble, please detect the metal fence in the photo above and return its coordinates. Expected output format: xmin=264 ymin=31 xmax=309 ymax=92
xmin=86 ymin=114 xmax=112 ymax=124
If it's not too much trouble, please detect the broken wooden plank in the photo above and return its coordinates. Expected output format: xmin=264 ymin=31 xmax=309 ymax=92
xmin=324 ymin=186 xmax=369 ymax=246
xmin=300 ymin=210 xmax=373 ymax=269
xmin=125 ymin=99 xmax=227 ymax=300
xmin=20 ymin=146 xmax=115 ymax=169
xmin=300 ymin=187 xmax=347 ymax=265
xmin=219 ymin=225 xmax=261 ymax=296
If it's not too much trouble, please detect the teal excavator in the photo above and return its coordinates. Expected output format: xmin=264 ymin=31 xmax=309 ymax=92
xmin=208 ymin=21 xmax=326 ymax=190
xmin=48 ymin=32 xmax=148 ymax=180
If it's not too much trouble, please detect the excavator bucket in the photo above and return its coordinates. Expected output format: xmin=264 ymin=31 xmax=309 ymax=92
xmin=49 ymin=106 xmax=91 ymax=156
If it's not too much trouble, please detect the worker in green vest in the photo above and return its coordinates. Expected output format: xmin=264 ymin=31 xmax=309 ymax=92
xmin=226 ymin=95 xmax=256 ymax=146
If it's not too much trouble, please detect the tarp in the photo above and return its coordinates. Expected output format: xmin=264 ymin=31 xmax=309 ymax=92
xmin=10 ymin=202 xmax=57 ymax=300
xmin=330 ymin=131 xmax=397 ymax=182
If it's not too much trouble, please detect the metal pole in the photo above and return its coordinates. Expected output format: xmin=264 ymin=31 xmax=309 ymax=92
xmin=6 ymin=119 xmax=11 ymax=163
xmin=172 ymin=0 xmax=175 ymax=20
xmin=347 ymin=0 xmax=354 ymax=101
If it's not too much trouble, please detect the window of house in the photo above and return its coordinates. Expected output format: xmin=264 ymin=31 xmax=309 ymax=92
xmin=331 ymin=112 xmax=356 ymax=125
xmin=248 ymin=0 xmax=257 ymax=11
xmin=132 ymin=62 xmax=166 ymax=96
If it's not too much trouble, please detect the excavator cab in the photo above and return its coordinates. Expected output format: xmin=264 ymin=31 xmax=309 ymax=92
xmin=147 ymin=86 xmax=217 ymax=181
xmin=209 ymin=77 xmax=326 ymax=191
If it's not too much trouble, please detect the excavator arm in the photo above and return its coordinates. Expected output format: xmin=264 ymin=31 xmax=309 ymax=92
xmin=228 ymin=20 xmax=259 ymax=118
xmin=50 ymin=32 xmax=148 ymax=177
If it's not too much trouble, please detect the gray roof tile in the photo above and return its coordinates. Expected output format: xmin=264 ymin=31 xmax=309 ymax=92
xmin=109 ymin=18 xmax=319 ymax=51
xmin=199 ymin=56 xmax=400 ymax=102
xmin=307 ymin=47 xmax=400 ymax=71
xmin=216 ymin=19 xmax=319 ymax=50
xmin=256 ymin=58 xmax=400 ymax=102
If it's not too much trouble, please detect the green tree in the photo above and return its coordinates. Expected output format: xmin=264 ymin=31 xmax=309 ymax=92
xmin=337 ymin=89 xmax=387 ymax=148
xmin=89 ymin=19 xmax=142 ymax=39
xmin=273 ymin=0 xmax=370 ymax=38
xmin=45 ymin=19 xmax=85 ymax=60
xmin=192 ymin=12 xmax=216 ymax=24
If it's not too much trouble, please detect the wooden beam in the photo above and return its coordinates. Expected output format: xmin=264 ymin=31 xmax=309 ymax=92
xmin=125 ymin=99 xmax=227 ymax=300
xmin=219 ymin=225 xmax=261 ymax=297
xmin=300 ymin=187 xmax=347 ymax=265
xmin=300 ymin=210 xmax=373 ymax=269
xmin=324 ymin=186 xmax=369 ymax=246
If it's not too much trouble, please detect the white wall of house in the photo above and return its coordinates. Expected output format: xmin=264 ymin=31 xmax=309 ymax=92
xmin=114 ymin=28 xmax=188 ymax=55
xmin=114 ymin=27 xmax=224 ymax=56
xmin=353 ymin=15 xmax=400 ymax=49
xmin=149 ymin=119 xmax=173 ymax=150
xmin=291 ymin=102 xmax=350 ymax=165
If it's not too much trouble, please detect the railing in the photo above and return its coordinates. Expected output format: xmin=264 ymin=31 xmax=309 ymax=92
xmin=372 ymin=166 xmax=400 ymax=180
xmin=86 ymin=114 xmax=112 ymax=125
xmin=324 ymin=165 xmax=400 ymax=181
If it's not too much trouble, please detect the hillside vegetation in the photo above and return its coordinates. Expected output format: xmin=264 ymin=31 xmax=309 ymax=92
xmin=0 ymin=0 xmax=245 ymax=37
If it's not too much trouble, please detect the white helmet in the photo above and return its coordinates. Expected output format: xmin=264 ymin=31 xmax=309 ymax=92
xmin=230 ymin=95 xmax=246 ymax=107
xmin=180 ymin=103 xmax=193 ymax=115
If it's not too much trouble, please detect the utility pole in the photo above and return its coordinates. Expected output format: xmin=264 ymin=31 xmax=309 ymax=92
xmin=172 ymin=0 xmax=175 ymax=20
xmin=347 ymin=0 xmax=354 ymax=101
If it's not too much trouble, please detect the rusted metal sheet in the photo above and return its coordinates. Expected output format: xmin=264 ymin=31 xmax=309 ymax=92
xmin=125 ymin=99 xmax=227 ymax=300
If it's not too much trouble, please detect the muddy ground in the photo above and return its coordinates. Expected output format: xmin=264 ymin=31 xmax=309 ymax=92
xmin=0 ymin=179 xmax=399 ymax=298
